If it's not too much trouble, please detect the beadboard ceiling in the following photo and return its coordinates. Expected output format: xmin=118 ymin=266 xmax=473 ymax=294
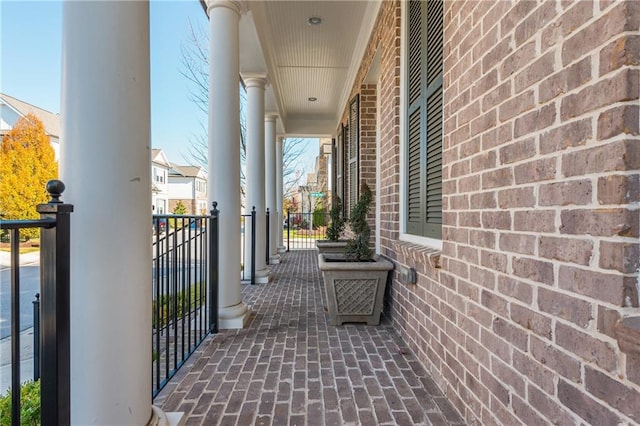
xmin=206 ymin=0 xmax=382 ymax=137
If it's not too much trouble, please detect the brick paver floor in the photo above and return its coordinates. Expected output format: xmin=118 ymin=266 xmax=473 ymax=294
xmin=155 ymin=250 xmax=466 ymax=426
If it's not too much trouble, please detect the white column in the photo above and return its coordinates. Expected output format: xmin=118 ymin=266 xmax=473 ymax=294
xmin=277 ymin=136 xmax=286 ymax=253
xmin=61 ymin=2 xmax=152 ymax=423
xmin=244 ymin=76 xmax=270 ymax=283
xmin=208 ymin=0 xmax=250 ymax=328
xmin=265 ymin=115 xmax=280 ymax=264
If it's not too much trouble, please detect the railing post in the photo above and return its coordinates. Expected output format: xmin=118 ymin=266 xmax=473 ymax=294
xmin=287 ymin=210 xmax=291 ymax=252
xmin=251 ymin=206 xmax=256 ymax=285
xmin=265 ymin=208 xmax=270 ymax=265
xmin=37 ymin=180 xmax=73 ymax=426
xmin=33 ymin=293 xmax=40 ymax=381
xmin=10 ymin=228 xmax=20 ymax=426
xmin=209 ymin=202 xmax=219 ymax=333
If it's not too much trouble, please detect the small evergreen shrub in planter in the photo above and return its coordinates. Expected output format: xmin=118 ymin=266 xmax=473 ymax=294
xmin=326 ymin=196 xmax=346 ymax=242
xmin=316 ymin=196 xmax=347 ymax=254
xmin=318 ymin=183 xmax=393 ymax=325
xmin=344 ymin=186 xmax=373 ymax=261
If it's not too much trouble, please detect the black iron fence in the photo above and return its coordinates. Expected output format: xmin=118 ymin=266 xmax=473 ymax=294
xmin=240 ymin=208 xmax=256 ymax=285
xmin=0 ymin=180 xmax=72 ymax=426
xmin=285 ymin=211 xmax=330 ymax=251
xmin=151 ymin=204 xmax=219 ymax=398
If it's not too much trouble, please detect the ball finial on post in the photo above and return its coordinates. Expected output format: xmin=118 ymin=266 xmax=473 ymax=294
xmin=46 ymin=180 xmax=65 ymax=203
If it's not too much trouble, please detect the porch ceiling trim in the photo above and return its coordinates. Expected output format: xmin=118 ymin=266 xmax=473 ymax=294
xmin=203 ymin=0 xmax=382 ymax=137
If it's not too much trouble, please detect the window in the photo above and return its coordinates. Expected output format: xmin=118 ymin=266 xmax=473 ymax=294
xmin=153 ymin=168 xmax=164 ymax=183
xmin=405 ymin=0 xmax=443 ymax=239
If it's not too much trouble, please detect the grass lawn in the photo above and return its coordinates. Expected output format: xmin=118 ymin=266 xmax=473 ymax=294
xmin=283 ymin=229 xmax=326 ymax=239
xmin=0 ymin=246 xmax=40 ymax=254
xmin=0 ymin=240 xmax=41 ymax=254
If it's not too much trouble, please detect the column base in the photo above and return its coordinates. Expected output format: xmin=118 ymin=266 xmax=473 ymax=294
xmin=242 ymin=267 xmax=270 ymax=284
xmin=269 ymin=254 xmax=281 ymax=264
xmin=277 ymin=245 xmax=286 ymax=254
xmin=149 ymin=406 xmax=185 ymax=426
xmin=218 ymin=301 xmax=251 ymax=329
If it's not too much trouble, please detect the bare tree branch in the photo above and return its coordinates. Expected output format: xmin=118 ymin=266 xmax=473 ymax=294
xmin=179 ymin=18 xmax=305 ymax=204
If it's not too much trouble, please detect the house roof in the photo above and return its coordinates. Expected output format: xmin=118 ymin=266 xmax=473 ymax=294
xmin=170 ymin=164 xmax=207 ymax=179
xmin=0 ymin=93 xmax=60 ymax=137
xmin=151 ymin=149 xmax=171 ymax=167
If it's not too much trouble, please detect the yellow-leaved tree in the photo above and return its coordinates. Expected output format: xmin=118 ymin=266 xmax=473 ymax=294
xmin=0 ymin=114 xmax=58 ymax=239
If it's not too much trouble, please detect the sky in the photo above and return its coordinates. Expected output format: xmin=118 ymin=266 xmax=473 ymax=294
xmin=0 ymin=0 xmax=317 ymax=175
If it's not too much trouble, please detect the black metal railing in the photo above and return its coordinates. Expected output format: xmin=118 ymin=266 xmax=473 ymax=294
xmin=265 ymin=208 xmax=270 ymax=265
xmin=0 ymin=180 xmax=72 ymax=426
xmin=151 ymin=204 xmax=219 ymax=398
xmin=285 ymin=210 xmax=330 ymax=251
xmin=33 ymin=293 xmax=40 ymax=381
xmin=240 ymin=208 xmax=256 ymax=285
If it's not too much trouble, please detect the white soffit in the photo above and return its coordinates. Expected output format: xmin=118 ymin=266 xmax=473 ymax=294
xmin=241 ymin=0 xmax=381 ymax=136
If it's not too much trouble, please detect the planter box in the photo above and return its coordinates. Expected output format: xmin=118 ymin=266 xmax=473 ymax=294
xmin=316 ymin=240 xmax=348 ymax=254
xmin=318 ymin=253 xmax=393 ymax=326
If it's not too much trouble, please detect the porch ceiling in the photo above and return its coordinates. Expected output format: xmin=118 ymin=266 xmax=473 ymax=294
xmin=237 ymin=0 xmax=382 ymax=137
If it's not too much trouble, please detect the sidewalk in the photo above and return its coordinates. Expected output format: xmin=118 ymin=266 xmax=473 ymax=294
xmin=0 ymin=327 xmax=36 ymax=395
xmin=0 ymin=250 xmax=40 ymax=394
xmin=0 ymin=250 xmax=40 ymax=269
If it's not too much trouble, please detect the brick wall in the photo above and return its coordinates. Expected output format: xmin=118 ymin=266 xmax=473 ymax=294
xmin=338 ymin=0 xmax=401 ymax=244
xmin=340 ymin=0 xmax=640 ymax=424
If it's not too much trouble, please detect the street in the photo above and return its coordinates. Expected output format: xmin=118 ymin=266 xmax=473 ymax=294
xmin=0 ymin=264 xmax=40 ymax=340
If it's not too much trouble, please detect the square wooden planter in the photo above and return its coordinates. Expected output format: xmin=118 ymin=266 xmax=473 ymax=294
xmin=318 ymin=253 xmax=393 ymax=326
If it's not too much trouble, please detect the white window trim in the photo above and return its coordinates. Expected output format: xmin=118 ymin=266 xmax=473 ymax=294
xmin=398 ymin=0 xmax=443 ymax=252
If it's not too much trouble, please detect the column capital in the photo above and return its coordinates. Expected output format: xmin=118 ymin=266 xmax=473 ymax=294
xmin=265 ymin=113 xmax=278 ymax=123
xmin=207 ymin=0 xmax=243 ymax=17
xmin=244 ymin=74 xmax=268 ymax=89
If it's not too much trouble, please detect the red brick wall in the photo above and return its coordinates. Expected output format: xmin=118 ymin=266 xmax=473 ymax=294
xmin=340 ymin=0 xmax=640 ymax=424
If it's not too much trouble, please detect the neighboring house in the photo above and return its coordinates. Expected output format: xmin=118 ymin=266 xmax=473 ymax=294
xmin=0 ymin=93 xmax=60 ymax=160
xmin=151 ymin=149 xmax=170 ymax=214
xmin=168 ymin=164 xmax=208 ymax=215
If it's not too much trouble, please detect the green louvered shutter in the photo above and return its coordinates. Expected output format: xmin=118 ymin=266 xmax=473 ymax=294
xmin=342 ymin=123 xmax=349 ymax=218
xmin=425 ymin=0 xmax=443 ymax=238
xmin=336 ymin=125 xmax=344 ymax=209
xmin=348 ymin=95 xmax=359 ymax=217
xmin=406 ymin=0 xmax=423 ymax=235
xmin=406 ymin=0 xmax=443 ymax=238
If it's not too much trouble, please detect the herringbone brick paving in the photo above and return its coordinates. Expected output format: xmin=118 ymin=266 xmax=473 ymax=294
xmin=155 ymin=250 xmax=465 ymax=425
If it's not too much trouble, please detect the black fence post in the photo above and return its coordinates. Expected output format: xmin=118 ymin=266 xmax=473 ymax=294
xmin=10 ymin=228 xmax=20 ymax=426
xmin=37 ymin=180 xmax=73 ymax=426
xmin=33 ymin=293 xmax=40 ymax=381
xmin=287 ymin=210 xmax=290 ymax=252
xmin=251 ymin=207 xmax=256 ymax=285
xmin=265 ymin=208 xmax=270 ymax=265
xmin=209 ymin=202 xmax=219 ymax=333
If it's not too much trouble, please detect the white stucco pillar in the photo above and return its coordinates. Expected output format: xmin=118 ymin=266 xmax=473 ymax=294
xmin=243 ymin=76 xmax=270 ymax=283
xmin=61 ymin=2 xmax=152 ymax=423
xmin=265 ymin=115 xmax=280 ymax=264
xmin=277 ymin=136 xmax=286 ymax=253
xmin=208 ymin=0 xmax=250 ymax=328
